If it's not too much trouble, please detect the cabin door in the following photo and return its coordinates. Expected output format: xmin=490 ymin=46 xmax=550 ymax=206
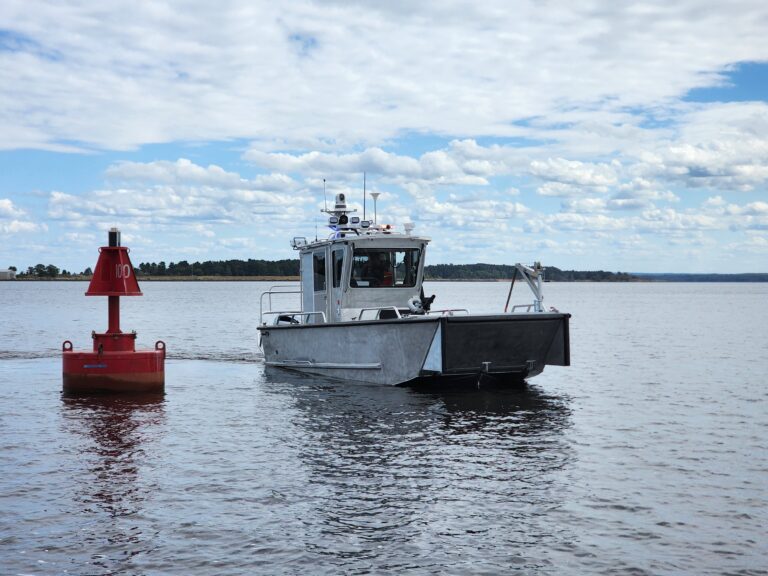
xmin=300 ymin=251 xmax=314 ymax=316
xmin=312 ymin=249 xmax=328 ymax=323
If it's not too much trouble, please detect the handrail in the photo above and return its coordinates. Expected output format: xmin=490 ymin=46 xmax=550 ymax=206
xmin=262 ymin=310 xmax=327 ymax=325
xmin=427 ymin=308 xmax=470 ymax=316
xmin=510 ymin=304 xmax=534 ymax=313
xmin=259 ymin=287 xmax=301 ymax=324
xmin=358 ymin=306 xmax=402 ymax=321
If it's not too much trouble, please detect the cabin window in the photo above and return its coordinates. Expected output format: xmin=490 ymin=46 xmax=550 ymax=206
xmin=350 ymin=248 xmax=421 ymax=288
xmin=313 ymin=252 xmax=326 ymax=292
xmin=332 ymin=249 xmax=344 ymax=288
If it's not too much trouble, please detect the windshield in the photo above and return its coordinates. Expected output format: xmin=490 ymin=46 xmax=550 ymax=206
xmin=351 ymin=248 xmax=421 ymax=288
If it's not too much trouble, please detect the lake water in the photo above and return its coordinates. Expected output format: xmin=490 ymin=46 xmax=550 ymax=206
xmin=1 ymin=281 xmax=766 ymax=575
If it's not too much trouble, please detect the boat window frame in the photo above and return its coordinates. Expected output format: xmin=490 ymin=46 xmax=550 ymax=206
xmin=349 ymin=247 xmax=421 ymax=289
xmin=313 ymin=250 xmax=326 ymax=292
xmin=332 ymin=248 xmax=344 ymax=289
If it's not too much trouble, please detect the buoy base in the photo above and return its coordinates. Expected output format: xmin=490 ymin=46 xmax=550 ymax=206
xmin=62 ymin=344 xmax=166 ymax=394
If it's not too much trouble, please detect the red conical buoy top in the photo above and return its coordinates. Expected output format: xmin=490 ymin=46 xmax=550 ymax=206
xmin=86 ymin=228 xmax=142 ymax=296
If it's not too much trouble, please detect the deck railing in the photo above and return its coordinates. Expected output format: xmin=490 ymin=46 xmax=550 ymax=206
xmin=259 ymin=285 xmax=301 ymax=324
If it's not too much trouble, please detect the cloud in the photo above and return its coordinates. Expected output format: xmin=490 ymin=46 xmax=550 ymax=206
xmin=699 ymin=196 xmax=768 ymax=231
xmin=0 ymin=198 xmax=45 ymax=235
xmin=728 ymin=233 xmax=768 ymax=253
xmin=530 ymin=158 xmax=619 ymax=189
xmin=0 ymin=220 xmax=46 ymax=234
xmin=419 ymin=197 xmax=529 ymax=228
xmin=3 ymin=1 xmax=768 ymax=151
xmin=245 ymin=146 xmax=490 ymax=187
xmin=48 ymin=160 xmax=309 ymax=228
xmin=105 ymin=158 xmax=297 ymax=191
xmin=630 ymin=102 xmax=768 ymax=191
xmin=0 ymin=198 xmax=24 ymax=218
xmin=637 ymin=208 xmax=721 ymax=232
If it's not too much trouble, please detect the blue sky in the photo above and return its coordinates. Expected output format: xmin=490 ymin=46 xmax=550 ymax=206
xmin=1 ymin=1 xmax=767 ymax=273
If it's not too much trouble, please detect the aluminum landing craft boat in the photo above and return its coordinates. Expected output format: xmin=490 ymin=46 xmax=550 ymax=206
xmin=258 ymin=193 xmax=570 ymax=386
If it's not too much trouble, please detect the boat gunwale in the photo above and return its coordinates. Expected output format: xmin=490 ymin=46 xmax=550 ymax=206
xmin=257 ymin=312 xmax=571 ymax=331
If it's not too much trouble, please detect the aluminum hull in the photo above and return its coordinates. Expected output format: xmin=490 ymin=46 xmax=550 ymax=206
xmin=258 ymin=313 xmax=570 ymax=386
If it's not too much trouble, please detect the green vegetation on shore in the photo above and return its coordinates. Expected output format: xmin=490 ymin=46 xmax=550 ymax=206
xmin=9 ymin=259 xmax=767 ymax=282
xmin=425 ymin=263 xmax=637 ymax=281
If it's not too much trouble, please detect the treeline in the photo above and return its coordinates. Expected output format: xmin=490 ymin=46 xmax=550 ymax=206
xmin=15 ymin=264 xmax=82 ymax=278
xmin=136 ymin=259 xmax=299 ymax=277
xmin=13 ymin=259 xmax=766 ymax=282
xmin=423 ymin=263 xmax=638 ymax=282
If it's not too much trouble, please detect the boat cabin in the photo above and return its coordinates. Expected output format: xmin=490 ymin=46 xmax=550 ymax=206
xmin=292 ymin=193 xmax=430 ymax=323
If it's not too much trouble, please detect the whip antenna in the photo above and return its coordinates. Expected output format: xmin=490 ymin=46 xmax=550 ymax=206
xmin=363 ymin=172 xmax=366 ymax=220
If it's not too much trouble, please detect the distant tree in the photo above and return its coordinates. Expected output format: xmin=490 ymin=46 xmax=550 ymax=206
xmin=45 ymin=264 xmax=60 ymax=278
xmin=82 ymin=267 xmax=93 ymax=276
xmin=8 ymin=266 xmax=16 ymax=271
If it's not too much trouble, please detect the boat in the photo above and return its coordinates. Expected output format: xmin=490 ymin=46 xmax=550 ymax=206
xmin=257 ymin=192 xmax=570 ymax=386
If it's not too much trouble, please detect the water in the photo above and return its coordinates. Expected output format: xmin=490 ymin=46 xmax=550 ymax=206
xmin=1 ymin=281 xmax=767 ymax=575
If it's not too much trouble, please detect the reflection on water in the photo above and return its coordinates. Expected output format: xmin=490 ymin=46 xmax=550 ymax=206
xmin=59 ymin=394 xmax=165 ymax=570
xmin=264 ymin=369 xmax=573 ymax=571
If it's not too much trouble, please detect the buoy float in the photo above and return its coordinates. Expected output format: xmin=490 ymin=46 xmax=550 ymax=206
xmin=62 ymin=228 xmax=165 ymax=394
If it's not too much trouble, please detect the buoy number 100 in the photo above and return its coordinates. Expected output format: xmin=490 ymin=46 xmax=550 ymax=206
xmin=115 ymin=264 xmax=132 ymax=278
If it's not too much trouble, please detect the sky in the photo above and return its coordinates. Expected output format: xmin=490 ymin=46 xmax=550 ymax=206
xmin=1 ymin=1 xmax=768 ymax=273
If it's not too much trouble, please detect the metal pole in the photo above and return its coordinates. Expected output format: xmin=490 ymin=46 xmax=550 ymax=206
xmin=504 ymin=269 xmax=517 ymax=313
xmin=108 ymin=296 xmax=121 ymax=333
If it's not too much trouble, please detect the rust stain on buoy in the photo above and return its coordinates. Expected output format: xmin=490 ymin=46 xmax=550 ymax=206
xmin=62 ymin=228 xmax=166 ymax=394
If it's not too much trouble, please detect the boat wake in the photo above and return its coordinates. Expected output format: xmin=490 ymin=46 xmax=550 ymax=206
xmin=0 ymin=350 xmax=59 ymax=360
xmin=168 ymin=351 xmax=264 ymax=363
xmin=0 ymin=350 xmax=265 ymax=363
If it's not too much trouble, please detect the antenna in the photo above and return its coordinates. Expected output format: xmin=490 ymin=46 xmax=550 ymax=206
xmin=363 ymin=172 xmax=366 ymax=220
xmin=323 ymin=179 xmax=328 ymax=212
xmin=371 ymin=191 xmax=381 ymax=225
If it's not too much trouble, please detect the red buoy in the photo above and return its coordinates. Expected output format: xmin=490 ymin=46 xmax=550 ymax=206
xmin=62 ymin=228 xmax=166 ymax=394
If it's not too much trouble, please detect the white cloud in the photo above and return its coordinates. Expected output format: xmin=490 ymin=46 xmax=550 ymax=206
xmin=0 ymin=198 xmax=25 ymax=218
xmin=3 ymin=1 xmax=768 ymax=151
xmin=537 ymin=182 xmax=587 ymax=198
xmin=0 ymin=220 xmax=46 ymax=234
xmin=698 ymin=197 xmax=768 ymax=231
xmin=105 ymin=158 xmax=298 ymax=191
xmin=245 ymin=146 xmax=490 ymax=188
xmin=0 ymin=199 xmax=45 ymax=235
xmin=62 ymin=232 xmax=96 ymax=244
xmin=48 ymin=160 xmax=310 ymax=229
xmin=530 ymin=158 xmax=619 ymax=189
xmin=561 ymin=198 xmax=608 ymax=213
xmin=638 ymin=208 xmax=721 ymax=232
xmin=631 ymin=103 xmax=768 ymax=191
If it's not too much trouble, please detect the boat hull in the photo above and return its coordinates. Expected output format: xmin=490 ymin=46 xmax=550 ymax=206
xmin=258 ymin=313 xmax=570 ymax=386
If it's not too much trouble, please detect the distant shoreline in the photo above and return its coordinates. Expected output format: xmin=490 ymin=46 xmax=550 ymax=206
xmin=11 ymin=259 xmax=766 ymax=282
xmin=9 ymin=275 xmax=768 ymax=283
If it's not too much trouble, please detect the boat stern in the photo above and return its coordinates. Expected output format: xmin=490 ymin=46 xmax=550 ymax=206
xmin=416 ymin=312 xmax=570 ymax=384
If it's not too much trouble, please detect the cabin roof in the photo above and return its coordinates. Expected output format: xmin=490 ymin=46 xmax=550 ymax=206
xmin=298 ymin=232 xmax=430 ymax=252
